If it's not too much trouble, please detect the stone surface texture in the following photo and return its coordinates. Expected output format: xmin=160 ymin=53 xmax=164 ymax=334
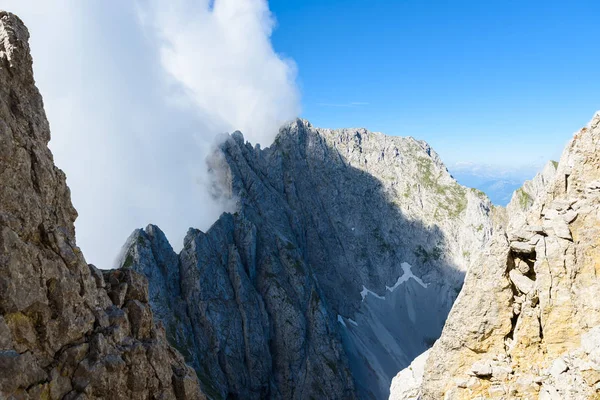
xmin=400 ymin=111 xmax=600 ymax=399
xmin=0 ymin=11 xmax=203 ymax=400
xmin=389 ymin=349 xmax=429 ymax=400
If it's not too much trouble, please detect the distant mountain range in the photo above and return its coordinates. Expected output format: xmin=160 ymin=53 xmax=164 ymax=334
xmin=449 ymin=162 xmax=547 ymax=205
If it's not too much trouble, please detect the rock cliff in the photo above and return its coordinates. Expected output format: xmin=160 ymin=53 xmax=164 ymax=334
xmin=392 ymin=112 xmax=600 ymax=399
xmin=0 ymin=11 xmax=203 ymax=399
xmin=120 ymin=120 xmax=494 ymax=399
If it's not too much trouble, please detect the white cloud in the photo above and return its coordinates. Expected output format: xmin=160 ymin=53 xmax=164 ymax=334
xmin=141 ymin=0 xmax=300 ymax=144
xmin=2 ymin=0 xmax=300 ymax=268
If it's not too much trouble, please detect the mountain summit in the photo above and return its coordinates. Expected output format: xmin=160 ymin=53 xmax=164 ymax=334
xmin=119 ymin=118 xmax=494 ymax=399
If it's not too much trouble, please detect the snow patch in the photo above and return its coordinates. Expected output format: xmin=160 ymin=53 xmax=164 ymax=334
xmin=337 ymin=314 xmax=347 ymax=328
xmin=360 ymin=262 xmax=427 ymax=304
xmin=348 ymin=318 xmax=359 ymax=327
xmin=386 ymin=262 xmax=428 ymax=292
xmin=361 ymin=286 xmax=385 ymax=301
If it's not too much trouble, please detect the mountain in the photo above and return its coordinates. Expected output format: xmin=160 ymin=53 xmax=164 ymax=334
xmin=13 ymin=8 xmax=599 ymax=400
xmin=450 ymin=163 xmax=544 ymax=206
xmin=1 ymin=10 xmax=495 ymax=399
xmin=0 ymin=11 xmax=204 ymax=399
xmin=391 ymin=112 xmax=600 ymax=399
xmin=118 ymin=121 xmax=494 ymax=399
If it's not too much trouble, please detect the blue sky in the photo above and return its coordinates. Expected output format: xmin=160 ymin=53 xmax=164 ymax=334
xmin=269 ymin=0 xmax=600 ymax=170
xmin=4 ymin=0 xmax=599 ymax=266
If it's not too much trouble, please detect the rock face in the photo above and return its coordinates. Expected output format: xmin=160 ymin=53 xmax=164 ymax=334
xmin=389 ymin=349 xmax=429 ymax=400
xmin=408 ymin=111 xmax=600 ymax=399
xmin=0 ymin=11 xmax=203 ymax=399
xmin=120 ymin=121 xmax=494 ymax=398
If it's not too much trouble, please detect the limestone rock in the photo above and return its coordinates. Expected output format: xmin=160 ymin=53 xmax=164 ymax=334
xmin=545 ymin=219 xmax=572 ymax=240
xmin=548 ymin=358 xmax=568 ymax=378
xmin=418 ymin=111 xmax=600 ymax=399
xmin=0 ymin=11 xmax=204 ymax=399
xmin=470 ymin=361 xmax=493 ymax=377
xmin=515 ymin=258 xmax=530 ymax=274
xmin=389 ymin=350 xmax=429 ymax=400
xmin=508 ymin=269 xmax=535 ymax=294
xmin=509 ymin=240 xmax=536 ymax=254
xmin=123 ymin=113 xmax=494 ymax=398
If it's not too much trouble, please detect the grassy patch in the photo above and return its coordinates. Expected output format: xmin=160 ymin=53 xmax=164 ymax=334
xmin=416 ymin=157 xmax=436 ymax=189
xmin=372 ymin=228 xmax=392 ymax=251
xmin=122 ymin=252 xmax=134 ymax=269
xmin=416 ymin=156 xmax=467 ymax=219
xmin=414 ymin=245 xmax=442 ymax=263
xmin=325 ymin=359 xmax=339 ymax=375
xmin=264 ymin=271 xmax=278 ymax=280
xmin=311 ymin=289 xmax=320 ymax=309
xmin=292 ymin=259 xmax=303 ymax=274
xmin=516 ymin=187 xmax=532 ymax=209
xmin=470 ymin=187 xmax=487 ymax=200
xmin=311 ymin=381 xmax=326 ymax=396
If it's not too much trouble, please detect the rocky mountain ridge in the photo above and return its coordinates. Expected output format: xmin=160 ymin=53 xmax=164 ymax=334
xmin=391 ymin=111 xmax=600 ymax=399
xmin=0 ymin=11 xmax=204 ymax=399
xmin=119 ymin=118 xmax=494 ymax=399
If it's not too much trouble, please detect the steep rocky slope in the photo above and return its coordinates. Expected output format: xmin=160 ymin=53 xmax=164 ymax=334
xmin=0 ymin=11 xmax=203 ymax=399
xmin=120 ymin=120 xmax=494 ymax=399
xmin=392 ymin=112 xmax=600 ymax=399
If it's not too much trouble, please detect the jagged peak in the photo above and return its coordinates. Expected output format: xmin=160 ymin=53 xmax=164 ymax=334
xmin=0 ymin=11 xmax=33 ymax=75
xmin=283 ymin=117 xmax=312 ymax=129
xmin=588 ymin=110 xmax=600 ymax=127
xmin=230 ymin=130 xmax=245 ymax=144
xmin=586 ymin=109 xmax=600 ymax=129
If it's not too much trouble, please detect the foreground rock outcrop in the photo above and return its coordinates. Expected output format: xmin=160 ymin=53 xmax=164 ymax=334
xmin=0 ymin=11 xmax=203 ymax=399
xmin=392 ymin=111 xmax=600 ymax=399
xmin=120 ymin=117 xmax=494 ymax=398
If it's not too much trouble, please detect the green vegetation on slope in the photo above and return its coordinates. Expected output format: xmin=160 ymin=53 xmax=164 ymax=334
xmin=416 ymin=156 xmax=467 ymax=219
xmin=516 ymin=187 xmax=532 ymax=209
